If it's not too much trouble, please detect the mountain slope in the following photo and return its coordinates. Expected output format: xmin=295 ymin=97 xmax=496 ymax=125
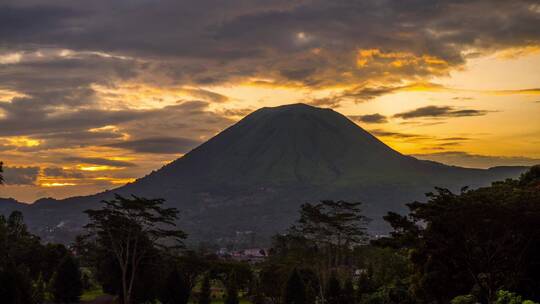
xmin=0 ymin=104 xmax=529 ymax=244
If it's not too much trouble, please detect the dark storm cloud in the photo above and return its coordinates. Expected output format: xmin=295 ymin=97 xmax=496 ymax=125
xmin=106 ymin=137 xmax=200 ymax=154
xmin=393 ymin=106 xmax=489 ymax=119
xmin=349 ymin=113 xmax=388 ymax=124
xmin=3 ymin=166 xmax=40 ymax=185
xmin=0 ymin=5 xmax=80 ymax=39
xmin=63 ymin=157 xmax=136 ymax=168
xmin=1 ymin=0 xmax=539 ymax=88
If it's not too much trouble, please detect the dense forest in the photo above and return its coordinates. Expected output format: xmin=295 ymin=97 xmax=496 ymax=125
xmin=1 ymin=162 xmax=539 ymax=304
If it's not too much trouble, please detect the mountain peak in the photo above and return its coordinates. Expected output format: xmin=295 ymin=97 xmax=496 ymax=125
xmin=140 ymin=102 xmax=410 ymax=188
xmin=259 ymin=103 xmax=325 ymax=112
xmin=249 ymin=103 xmax=334 ymax=120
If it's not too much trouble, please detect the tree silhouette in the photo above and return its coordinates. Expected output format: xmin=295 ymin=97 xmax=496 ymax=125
xmin=0 ymin=161 xmax=3 ymax=185
xmin=325 ymin=273 xmax=341 ymax=304
xmin=198 ymin=274 xmax=212 ymax=304
xmin=159 ymin=266 xmax=190 ymax=304
xmin=250 ymin=277 xmax=267 ymax=304
xmin=0 ymin=211 xmax=72 ymax=304
xmin=176 ymin=251 xmax=208 ymax=298
xmin=82 ymin=194 xmax=186 ymax=304
xmin=341 ymin=278 xmax=356 ymax=304
xmin=225 ymin=273 xmax=239 ymax=304
xmin=283 ymin=269 xmax=306 ymax=304
xmin=259 ymin=262 xmax=283 ymax=304
xmin=381 ymin=165 xmax=540 ymax=303
xmin=52 ymin=254 xmax=83 ymax=303
xmin=0 ymin=264 xmax=34 ymax=304
xmin=290 ymin=200 xmax=369 ymax=300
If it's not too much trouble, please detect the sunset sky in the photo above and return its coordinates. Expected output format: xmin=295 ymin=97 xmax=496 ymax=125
xmin=1 ymin=0 xmax=539 ymax=202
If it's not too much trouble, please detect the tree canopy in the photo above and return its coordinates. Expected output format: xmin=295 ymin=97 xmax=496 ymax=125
xmin=0 ymin=211 xmax=71 ymax=304
xmin=379 ymin=165 xmax=540 ymax=303
xmin=51 ymin=254 xmax=83 ymax=303
xmin=82 ymin=194 xmax=186 ymax=304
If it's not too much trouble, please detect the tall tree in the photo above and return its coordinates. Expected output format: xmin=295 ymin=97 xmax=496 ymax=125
xmin=41 ymin=243 xmax=69 ymax=283
xmin=82 ymin=194 xmax=186 ymax=304
xmin=259 ymin=262 xmax=285 ymax=304
xmin=250 ymin=277 xmax=267 ymax=304
xmin=341 ymin=278 xmax=356 ymax=304
xmin=198 ymin=274 xmax=212 ymax=304
xmin=224 ymin=273 xmax=239 ymax=304
xmin=351 ymin=246 xmax=411 ymax=301
xmin=292 ymin=201 xmax=369 ymax=258
xmin=283 ymin=269 xmax=306 ymax=304
xmin=0 ymin=264 xmax=34 ymax=304
xmin=159 ymin=266 xmax=191 ymax=304
xmin=176 ymin=251 xmax=208 ymax=297
xmin=0 ymin=161 xmax=3 ymax=184
xmin=52 ymin=254 xmax=83 ymax=304
xmin=290 ymin=200 xmax=369 ymax=299
xmin=210 ymin=260 xmax=253 ymax=293
xmin=0 ymin=211 xmax=68 ymax=304
xmin=325 ymin=274 xmax=341 ymax=304
xmin=0 ymin=211 xmax=44 ymax=281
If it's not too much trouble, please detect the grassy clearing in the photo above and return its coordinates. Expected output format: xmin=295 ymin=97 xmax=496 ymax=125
xmin=77 ymin=287 xmax=253 ymax=303
xmin=190 ymin=290 xmax=252 ymax=304
xmin=80 ymin=288 xmax=106 ymax=302
xmin=197 ymin=299 xmax=251 ymax=304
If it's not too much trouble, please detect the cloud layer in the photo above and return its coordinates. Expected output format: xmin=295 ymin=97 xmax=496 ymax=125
xmin=3 ymin=166 xmax=40 ymax=185
xmin=349 ymin=114 xmax=388 ymax=124
xmin=394 ymin=106 xmax=489 ymax=119
xmin=0 ymin=0 xmax=539 ymax=199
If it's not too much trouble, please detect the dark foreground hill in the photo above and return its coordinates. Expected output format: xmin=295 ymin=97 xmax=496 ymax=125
xmin=0 ymin=104 xmax=529 ymax=245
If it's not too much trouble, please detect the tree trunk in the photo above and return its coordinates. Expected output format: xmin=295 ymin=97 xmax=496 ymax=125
xmin=122 ymin=266 xmax=130 ymax=304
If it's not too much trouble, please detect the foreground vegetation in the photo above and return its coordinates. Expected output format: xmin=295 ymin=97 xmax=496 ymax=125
xmin=0 ymin=162 xmax=539 ymax=303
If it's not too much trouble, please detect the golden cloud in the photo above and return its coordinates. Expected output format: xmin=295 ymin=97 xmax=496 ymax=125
xmin=356 ymin=49 xmax=449 ymax=70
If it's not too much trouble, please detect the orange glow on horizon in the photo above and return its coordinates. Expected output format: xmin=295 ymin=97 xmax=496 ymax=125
xmin=40 ymin=182 xmax=77 ymax=187
xmin=77 ymin=165 xmax=120 ymax=171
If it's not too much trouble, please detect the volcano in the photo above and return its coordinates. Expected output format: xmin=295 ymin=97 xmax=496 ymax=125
xmin=0 ymin=104 xmax=527 ymax=244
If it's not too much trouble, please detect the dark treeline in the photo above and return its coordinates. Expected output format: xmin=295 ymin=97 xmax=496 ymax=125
xmin=0 ymin=164 xmax=539 ymax=304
